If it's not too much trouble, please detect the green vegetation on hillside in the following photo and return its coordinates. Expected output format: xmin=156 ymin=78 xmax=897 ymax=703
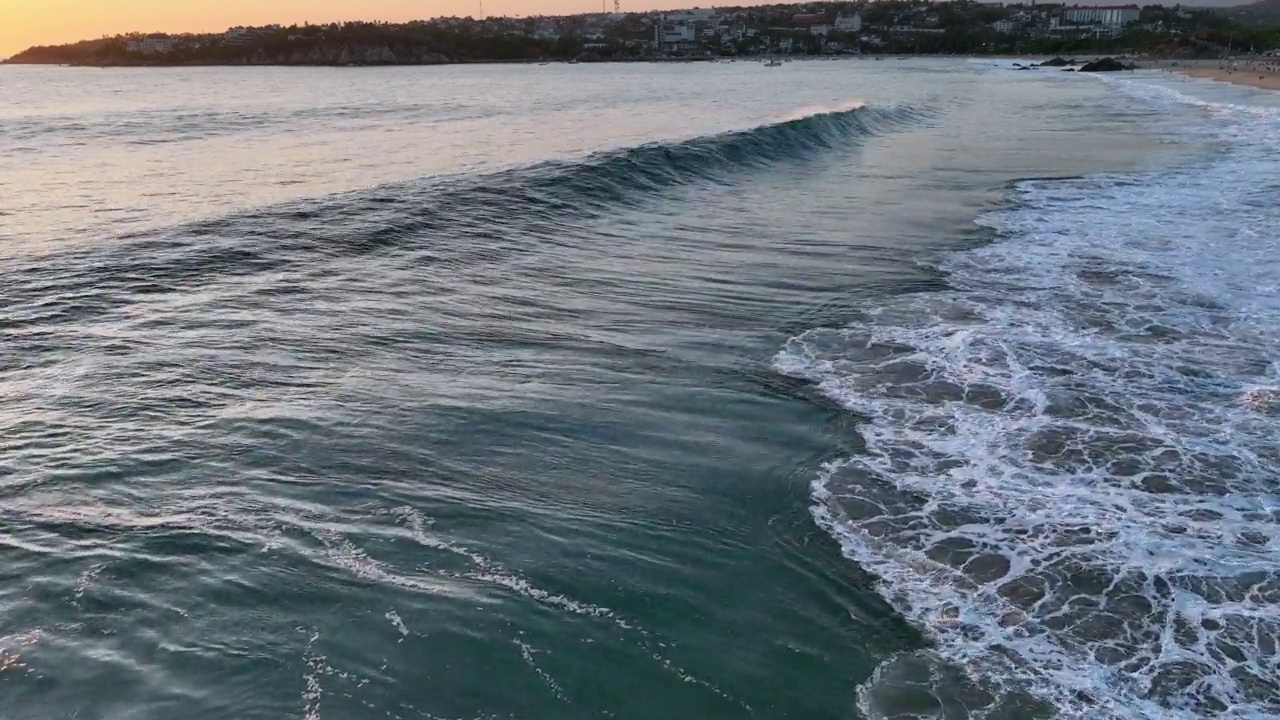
xmin=5 ymin=2 xmax=1279 ymax=66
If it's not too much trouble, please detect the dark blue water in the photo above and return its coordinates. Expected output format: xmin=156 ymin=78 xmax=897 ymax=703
xmin=2 ymin=61 xmax=1273 ymax=719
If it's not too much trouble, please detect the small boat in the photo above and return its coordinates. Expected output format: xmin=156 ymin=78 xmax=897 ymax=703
xmin=764 ymin=57 xmax=782 ymax=67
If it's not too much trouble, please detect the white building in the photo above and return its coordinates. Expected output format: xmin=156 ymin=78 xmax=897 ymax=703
xmin=1061 ymin=5 xmax=1141 ymax=27
xmin=834 ymin=13 xmax=863 ymax=33
xmin=225 ymin=27 xmax=254 ymax=45
xmin=135 ymin=34 xmax=174 ymax=54
xmin=662 ymin=24 xmax=696 ymax=43
xmin=992 ymin=19 xmax=1016 ymax=33
xmin=719 ymin=24 xmax=747 ymax=41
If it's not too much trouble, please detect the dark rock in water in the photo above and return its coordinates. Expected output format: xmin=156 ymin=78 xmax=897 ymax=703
xmin=1238 ymin=530 xmax=1269 ymax=546
xmin=1062 ymin=68 xmax=1076 ymax=72
xmin=1079 ymin=57 xmax=1128 ymax=72
xmin=1039 ymin=56 xmax=1073 ymax=67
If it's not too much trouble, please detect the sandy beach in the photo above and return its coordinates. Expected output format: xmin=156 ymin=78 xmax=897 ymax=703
xmin=1180 ymin=67 xmax=1280 ymax=91
xmin=1142 ymin=56 xmax=1280 ymax=91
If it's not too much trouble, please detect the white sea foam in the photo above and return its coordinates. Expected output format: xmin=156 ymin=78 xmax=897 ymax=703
xmin=313 ymin=529 xmax=461 ymax=597
xmin=515 ymin=640 xmax=569 ymax=703
xmin=778 ymin=77 xmax=1280 ymax=718
xmin=385 ymin=610 xmax=409 ymax=641
xmin=301 ymin=631 xmax=326 ymax=720
xmin=71 ymin=562 xmax=106 ymax=604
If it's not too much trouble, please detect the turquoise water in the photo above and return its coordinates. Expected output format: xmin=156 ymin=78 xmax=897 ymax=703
xmin=1 ymin=61 xmax=1276 ymax=719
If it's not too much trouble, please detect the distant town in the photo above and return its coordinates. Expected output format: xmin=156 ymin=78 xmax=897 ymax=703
xmin=5 ymin=1 xmax=1277 ymax=66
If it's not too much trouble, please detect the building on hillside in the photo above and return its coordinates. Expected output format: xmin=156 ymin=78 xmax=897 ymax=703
xmin=792 ymin=13 xmax=825 ymax=25
xmin=834 ymin=13 xmax=864 ymax=33
xmin=809 ymin=24 xmax=831 ymax=36
xmin=666 ymin=8 xmax=717 ymax=24
xmin=662 ymin=24 xmax=696 ymax=43
xmin=135 ymin=34 xmax=174 ymax=54
xmin=1061 ymin=5 xmax=1141 ymax=27
xmin=657 ymin=20 xmax=699 ymax=52
xmin=225 ymin=27 xmax=254 ymax=45
xmin=532 ymin=21 xmax=561 ymax=40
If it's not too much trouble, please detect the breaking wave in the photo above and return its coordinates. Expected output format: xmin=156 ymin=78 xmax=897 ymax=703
xmin=777 ymin=79 xmax=1280 ymax=718
xmin=243 ymin=99 xmax=933 ymax=229
xmin=7 ymin=102 xmax=934 ymax=301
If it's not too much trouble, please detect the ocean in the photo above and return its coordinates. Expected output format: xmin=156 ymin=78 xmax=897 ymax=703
xmin=0 ymin=59 xmax=1277 ymax=720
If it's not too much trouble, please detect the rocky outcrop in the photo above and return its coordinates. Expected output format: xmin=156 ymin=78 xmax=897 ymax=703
xmin=1079 ymin=57 xmax=1132 ymax=72
xmin=1038 ymin=56 xmax=1076 ymax=67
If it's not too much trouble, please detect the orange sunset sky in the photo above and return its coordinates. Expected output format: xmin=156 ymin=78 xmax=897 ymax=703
xmin=2 ymin=0 xmax=782 ymax=56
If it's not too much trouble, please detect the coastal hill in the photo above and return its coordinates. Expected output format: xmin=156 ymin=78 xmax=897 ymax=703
xmin=4 ymin=1 xmax=1278 ymax=66
xmin=4 ymin=22 xmax=548 ymax=66
xmin=1217 ymin=0 xmax=1280 ymax=27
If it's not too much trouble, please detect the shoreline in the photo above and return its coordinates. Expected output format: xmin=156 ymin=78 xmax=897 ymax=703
xmin=8 ymin=54 xmax=1280 ymax=91
xmin=0 ymin=56 xmax=819 ymax=68
xmin=0 ymin=54 xmax=1133 ymax=69
xmin=1140 ymin=56 xmax=1280 ymax=91
xmin=1177 ymin=67 xmax=1280 ymax=91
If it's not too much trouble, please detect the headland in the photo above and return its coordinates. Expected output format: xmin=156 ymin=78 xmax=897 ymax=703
xmin=4 ymin=2 xmax=1278 ymax=68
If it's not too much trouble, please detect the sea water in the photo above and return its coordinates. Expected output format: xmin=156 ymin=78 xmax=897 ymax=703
xmin=0 ymin=60 xmax=1273 ymax=719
